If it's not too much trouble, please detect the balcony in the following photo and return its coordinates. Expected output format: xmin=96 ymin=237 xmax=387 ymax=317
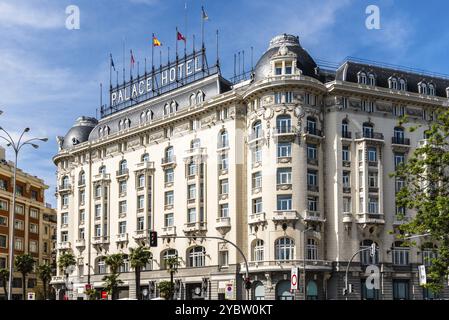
xmin=393 ymin=215 xmax=410 ymax=226
xmin=272 ymin=210 xmax=299 ymax=222
xmin=341 ymin=131 xmax=352 ymax=139
xmin=133 ymin=229 xmax=149 ymax=241
xmin=303 ymin=127 xmax=324 ymax=143
xmin=307 ymin=185 xmax=319 ymax=193
xmin=161 ymin=156 xmax=176 ymax=167
xmin=78 ymin=180 xmax=86 ymax=187
xmin=355 ymin=132 xmax=384 ymax=141
xmin=185 ymin=147 xmax=207 ymax=158
xmin=342 ymin=213 xmax=353 ymax=223
xmin=57 ymin=184 xmax=71 ymax=193
xmin=162 ymin=226 xmax=177 ymax=236
xmin=75 ymin=239 xmax=86 ymax=248
xmin=57 ymin=242 xmax=71 ymax=250
xmin=307 ymin=158 xmax=318 ymax=166
xmin=248 ymin=131 xmax=265 ymax=144
xmin=303 ymin=210 xmax=325 ymax=222
xmin=272 ymin=126 xmax=298 ymax=140
xmin=277 ymin=183 xmax=292 ymax=191
xmin=241 ymin=259 xmax=333 ymax=273
xmin=92 ymin=236 xmax=110 ymax=245
xmin=215 ymin=217 xmax=231 ymax=235
xmin=93 ymin=173 xmax=111 ymax=182
xmin=248 ymin=212 xmax=266 ymax=225
xmin=136 ymin=161 xmax=155 ymax=171
xmin=116 ymin=169 xmax=129 ymax=179
xmin=368 ymin=187 xmax=379 ymax=193
xmin=116 ymin=233 xmax=128 ymax=243
xmin=356 ymin=213 xmax=385 ymax=225
xmin=183 ymin=222 xmax=207 ymax=234
xmin=342 ymin=160 xmax=351 ymax=168
xmin=343 ymin=186 xmax=351 ymax=193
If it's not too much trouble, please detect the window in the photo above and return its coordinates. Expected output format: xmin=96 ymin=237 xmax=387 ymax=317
xmin=342 ymin=146 xmax=350 ymax=162
xmin=307 ymin=170 xmax=318 ymax=187
xmin=307 ymin=144 xmax=317 ymax=160
xmin=368 ymin=73 xmax=376 ymax=86
xmin=165 ymin=169 xmax=174 ymax=183
xmin=368 ymin=172 xmax=378 ymax=188
xmin=31 ymin=190 xmax=38 ymax=201
xmin=285 ymin=92 xmax=293 ymax=103
xmin=358 ymin=71 xmax=367 ymax=85
xmin=252 ymin=145 xmax=262 ymax=164
xmin=219 ymin=130 xmax=229 ymax=148
xmin=165 ymin=191 xmax=174 ymax=206
xmin=14 ymin=220 xmax=24 ymax=230
xmin=393 ymin=106 xmax=405 ymax=117
xmin=342 ymin=171 xmax=350 ymax=188
xmin=119 ymin=259 xmax=129 ymax=273
xmin=304 ymin=93 xmax=315 ymax=106
xmin=253 ymin=198 xmax=263 ymax=214
xmin=119 ymin=180 xmax=127 ymax=194
xmin=341 ymin=120 xmax=349 ymax=137
xmin=137 ymin=217 xmax=145 ymax=231
xmin=119 ymin=201 xmax=127 ymax=215
xmin=277 ymin=168 xmax=292 ymax=185
xmin=118 ymin=221 xmax=127 ymax=234
xmin=165 ymin=147 xmax=174 ymax=162
xmin=252 ymin=172 xmax=262 ymax=189
xmin=62 ymin=176 xmax=70 ymax=189
xmin=141 ymin=153 xmax=150 ymax=162
xmin=0 ymin=179 xmax=7 ymax=191
xmin=393 ymin=280 xmax=410 ymax=300
xmin=220 ymin=204 xmax=229 ymax=218
xmin=187 ymin=208 xmax=196 ymax=223
xmin=220 ymin=179 xmax=229 ymax=195
xmin=360 ymin=240 xmax=379 ymax=265
xmin=15 ymin=204 xmax=24 ymax=215
xmin=188 ymin=184 xmax=196 ymax=200
xmin=394 ymin=153 xmax=405 ymax=169
xmin=389 ymin=77 xmax=398 ymax=90
xmin=94 ymin=225 xmax=101 ymax=237
xmin=363 ymin=123 xmax=373 ymax=138
xmin=343 ymin=197 xmax=352 ymax=213
xmin=137 ymin=195 xmax=145 ymax=210
xmin=30 ymin=208 xmax=39 ymax=219
xmin=79 ymin=228 xmax=85 ymax=240
xmin=392 ymin=242 xmax=409 ymax=266
xmin=308 ymin=196 xmax=318 ymax=212
xmin=307 ymin=239 xmax=318 ymax=260
xmin=428 ymin=83 xmax=435 ymax=96
xmin=13 ymin=237 xmax=23 ymax=251
xmin=95 ymin=204 xmax=102 ymax=218
xmin=119 ymin=160 xmax=127 ymax=175
xmin=399 ymin=78 xmax=407 ymax=91
xmin=0 ymin=235 xmax=7 ymax=248
xmin=219 ymin=152 xmax=229 ymax=170
xmin=29 ymin=240 xmax=38 ymax=253
xmin=306 ymin=117 xmax=317 ymax=134
xmin=277 ymin=195 xmax=292 ymax=211
xmin=97 ymin=259 xmax=106 ymax=274
xmin=0 ymin=200 xmax=8 ymax=211
xmin=95 ymin=185 xmax=102 ymax=198
xmin=275 ymin=237 xmax=294 ymax=260
xmin=253 ymin=239 xmax=264 ymax=261
xmin=274 ymin=92 xmax=282 ymax=104
xmin=252 ymin=121 xmax=262 ymax=139
xmin=275 ymin=63 xmax=282 ymax=75
xmin=219 ymin=251 xmax=229 ymax=267
xmin=285 ymin=62 xmax=292 ymax=75
xmin=79 ymin=190 xmax=85 ymax=205
xmin=188 ymin=161 xmax=197 ymax=176
xmin=276 ymin=115 xmax=291 ymax=133
xmin=277 ymin=142 xmax=291 ymax=158
xmin=368 ymin=198 xmax=379 ymax=214
xmin=188 ymin=246 xmax=206 ymax=267
xmin=30 ymin=223 xmax=38 ymax=234
xmin=161 ymin=249 xmax=178 ymax=269
xmin=368 ymin=147 xmax=377 ymax=162
xmin=0 ymin=216 xmax=7 ymax=227
xmin=164 ymin=213 xmax=174 ymax=227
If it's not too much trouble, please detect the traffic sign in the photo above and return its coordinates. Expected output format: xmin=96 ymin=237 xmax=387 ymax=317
xmin=291 ymin=267 xmax=298 ymax=290
xmin=101 ymin=291 xmax=108 ymax=300
xmin=27 ymin=292 xmax=35 ymax=300
xmin=225 ymin=283 xmax=233 ymax=299
xmin=85 ymin=284 xmax=92 ymax=291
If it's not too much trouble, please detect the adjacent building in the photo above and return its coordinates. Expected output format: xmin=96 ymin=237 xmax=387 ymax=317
xmin=0 ymin=146 xmax=57 ymax=300
xmin=52 ymin=34 xmax=449 ymax=300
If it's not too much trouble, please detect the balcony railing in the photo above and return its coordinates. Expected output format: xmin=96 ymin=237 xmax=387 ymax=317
xmin=136 ymin=161 xmax=155 ymax=170
xmin=304 ymin=127 xmax=323 ymax=137
xmin=273 ymin=126 xmax=297 ymax=135
xmin=57 ymin=184 xmax=71 ymax=192
xmin=392 ymin=137 xmax=411 ymax=146
xmin=272 ymin=210 xmax=299 ymax=221
xmin=240 ymin=259 xmax=332 ymax=272
xmin=185 ymin=147 xmax=207 ymax=157
xmin=116 ymin=233 xmax=128 ymax=243
xmin=162 ymin=226 xmax=176 ymax=236
xmin=57 ymin=242 xmax=71 ymax=250
xmin=248 ymin=212 xmax=266 ymax=225
xmin=116 ymin=169 xmax=129 ymax=177
xmin=92 ymin=236 xmax=110 ymax=245
xmin=133 ymin=229 xmax=149 ymax=240
xmin=303 ymin=210 xmax=325 ymax=222
xmin=343 ymin=186 xmax=351 ymax=193
xmin=183 ymin=222 xmax=207 ymax=233
xmin=93 ymin=173 xmax=110 ymax=181
xmin=248 ymin=130 xmax=264 ymax=142
xmin=75 ymin=239 xmax=86 ymax=247
xmin=356 ymin=213 xmax=385 ymax=224
xmin=78 ymin=180 xmax=86 ymax=187
xmin=307 ymin=185 xmax=319 ymax=192
xmin=356 ymin=132 xmax=384 ymax=140
xmin=215 ymin=217 xmax=231 ymax=234
xmin=161 ymin=156 xmax=176 ymax=165
xmin=341 ymin=131 xmax=352 ymax=139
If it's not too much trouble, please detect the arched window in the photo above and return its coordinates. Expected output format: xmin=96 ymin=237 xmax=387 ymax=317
xmin=141 ymin=153 xmax=150 ymax=162
xmin=362 ymin=122 xmax=374 ymax=138
xmin=79 ymin=171 xmax=85 ymax=186
xmin=146 ymin=110 xmax=153 ymax=121
xmin=276 ymin=115 xmax=291 ymax=134
xmin=419 ymin=82 xmax=428 ymax=95
xmin=164 ymin=103 xmax=170 ymax=116
xmin=119 ymin=160 xmax=127 ymax=175
xmin=358 ymin=71 xmax=367 ymax=85
xmin=252 ymin=281 xmax=265 ymax=300
xmin=196 ymin=91 xmax=204 ymax=104
xmin=399 ymin=78 xmax=407 ymax=91
xmin=368 ymin=73 xmax=376 ymax=86
xmin=446 ymin=87 xmax=449 ymax=98
xmin=219 ymin=130 xmax=229 ymax=148
xmin=392 ymin=241 xmax=410 ymax=266
xmin=125 ymin=118 xmax=131 ymax=128
xmin=161 ymin=249 xmax=178 ymax=269
xmin=141 ymin=252 xmax=153 ymax=271
xmin=360 ymin=240 xmax=379 ymax=265
xmin=140 ymin=112 xmax=146 ymax=124
xmin=252 ymin=239 xmax=264 ymax=261
xmin=276 ymin=280 xmax=294 ymax=300
xmin=252 ymin=120 xmax=262 ymax=139
xmin=306 ymin=281 xmax=318 ymax=300
xmin=118 ymin=120 xmax=123 ymax=131
xmin=99 ymin=165 xmax=106 ymax=174
xmin=170 ymin=101 xmax=177 ymax=113
xmin=188 ymin=246 xmax=206 ymax=267
xmin=428 ymin=83 xmax=435 ymax=96
xmin=99 ymin=127 xmax=103 ymax=137
xmin=275 ymin=237 xmax=294 ymax=260
xmin=165 ymin=146 xmax=174 ymax=162
xmin=389 ymin=77 xmax=398 ymax=90
xmin=342 ymin=119 xmax=349 ymax=137
xmin=306 ymin=116 xmax=317 ymax=135
xmin=191 ymin=138 xmax=201 ymax=149
xmin=306 ymin=239 xmax=318 ymax=260
xmin=61 ymin=176 xmax=69 ymax=189
xmin=190 ymin=93 xmax=196 ymax=106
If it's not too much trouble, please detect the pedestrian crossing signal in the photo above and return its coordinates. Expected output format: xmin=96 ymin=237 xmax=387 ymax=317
xmin=149 ymin=231 xmax=158 ymax=247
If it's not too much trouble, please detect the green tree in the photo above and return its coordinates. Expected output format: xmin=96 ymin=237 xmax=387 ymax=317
xmin=165 ymin=256 xmax=180 ymax=300
xmin=129 ymin=246 xmax=152 ymax=300
xmin=0 ymin=268 xmax=9 ymax=299
xmin=157 ymin=281 xmax=173 ymax=300
xmin=103 ymin=253 xmax=124 ymax=300
xmin=58 ymin=252 xmax=76 ymax=274
xmin=15 ymin=254 xmax=35 ymax=300
xmin=36 ymin=264 xmax=53 ymax=300
xmin=393 ymin=108 xmax=449 ymax=292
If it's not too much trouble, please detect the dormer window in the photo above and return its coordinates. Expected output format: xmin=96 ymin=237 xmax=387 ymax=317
xmin=275 ymin=63 xmax=282 ymax=75
xmin=446 ymin=87 xmax=449 ymax=98
xmin=357 ymin=71 xmax=367 ymax=85
xmin=428 ymin=83 xmax=435 ymax=96
xmin=285 ymin=62 xmax=293 ymax=74
xmin=389 ymin=77 xmax=398 ymax=90
xmin=368 ymin=73 xmax=376 ymax=86
xmin=418 ymin=81 xmax=427 ymax=95
xmin=196 ymin=91 xmax=205 ymax=104
xmin=399 ymin=78 xmax=407 ymax=91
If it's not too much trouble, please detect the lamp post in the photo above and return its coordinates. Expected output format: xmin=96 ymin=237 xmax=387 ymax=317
xmin=301 ymin=227 xmax=313 ymax=300
xmin=0 ymin=123 xmax=47 ymax=300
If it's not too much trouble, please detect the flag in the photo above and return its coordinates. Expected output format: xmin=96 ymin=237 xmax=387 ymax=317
xmin=110 ymin=54 xmax=116 ymax=71
xmin=177 ymin=31 xmax=186 ymax=42
xmin=130 ymin=50 xmax=135 ymax=68
xmin=202 ymin=6 xmax=209 ymax=20
xmin=153 ymin=36 xmax=162 ymax=47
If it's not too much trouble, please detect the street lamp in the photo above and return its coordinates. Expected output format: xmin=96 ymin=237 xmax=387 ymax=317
xmin=301 ymin=227 xmax=313 ymax=300
xmin=0 ymin=123 xmax=47 ymax=300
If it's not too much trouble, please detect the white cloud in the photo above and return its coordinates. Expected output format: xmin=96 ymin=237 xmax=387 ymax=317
xmin=0 ymin=1 xmax=64 ymax=29
xmin=128 ymin=0 xmax=160 ymax=6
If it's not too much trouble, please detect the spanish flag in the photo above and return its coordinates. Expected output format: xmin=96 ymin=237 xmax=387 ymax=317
xmin=153 ymin=36 xmax=162 ymax=47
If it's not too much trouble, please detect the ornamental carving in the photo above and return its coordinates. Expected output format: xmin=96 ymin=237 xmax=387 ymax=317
xmin=149 ymin=132 xmax=164 ymax=142
xmin=106 ymin=145 xmax=119 ymax=156
xmin=127 ymin=137 xmax=141 ymax=148
xmin=263 ymin=108 xmax=274 ymax=120
xmin=406 ymin=108 xmax=423 ymax=117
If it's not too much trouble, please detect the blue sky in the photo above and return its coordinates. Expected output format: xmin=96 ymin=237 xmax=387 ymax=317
xmin=1 ymin=0 xmax=449 ymax=206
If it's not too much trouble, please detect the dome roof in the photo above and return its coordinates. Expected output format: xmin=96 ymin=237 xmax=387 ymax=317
xmin=61 ymin=116 xmax=98 ymax=150
xmin=254 ymin=34 xmax=318 ymax=81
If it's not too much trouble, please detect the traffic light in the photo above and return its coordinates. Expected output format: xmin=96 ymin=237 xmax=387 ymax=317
xmin=244 ymin=277 xmax=252 ymax=290
xmin=149 ymin=231 xmax=158 ymax=247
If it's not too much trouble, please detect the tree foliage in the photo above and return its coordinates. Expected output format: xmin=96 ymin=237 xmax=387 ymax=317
xmin=129 ymin=246 xmax=152 ymax=300
xmin=393 ymin=108 xmax=449 ymax=292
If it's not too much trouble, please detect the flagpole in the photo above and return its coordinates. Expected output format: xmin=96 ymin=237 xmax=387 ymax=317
xmin=122 ymin=38 xmax=126 ymax=84
xmin=130 ymin=50 xmax=133 ymax=80
xmin=176 ymin=27 xmax=179 ymax=60
xmin=109 ymin=54 xmax=112 ymax=89
xmin=184 ymin=2 xmax=188 ymax=58
xmin=216 ymin=29 xmax=220 ymax=72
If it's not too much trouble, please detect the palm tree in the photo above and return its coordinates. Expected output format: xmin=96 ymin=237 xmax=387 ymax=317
xmin=129 ymin=246 xmax=152 ymax=300
xmin=165 ymin=256 xmax=181 ymax=300
xmin=58 ymin=252 xmax=76 ymax=274
xmin=103 ymin=253 xmax=124 ymax=300
xmin=15 ymin=254 xmax=35 ymax=300
xmin=36 ymin=264 xmax=52 ymax=300
xmin=0 ymin=268 xmax=9 ymax=299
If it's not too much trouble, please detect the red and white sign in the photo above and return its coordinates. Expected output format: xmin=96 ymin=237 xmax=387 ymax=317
xmin=101 ymin=291 xmax=108 ymax=300
xmin=291 ymin=267 xmax=298 ymax=290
